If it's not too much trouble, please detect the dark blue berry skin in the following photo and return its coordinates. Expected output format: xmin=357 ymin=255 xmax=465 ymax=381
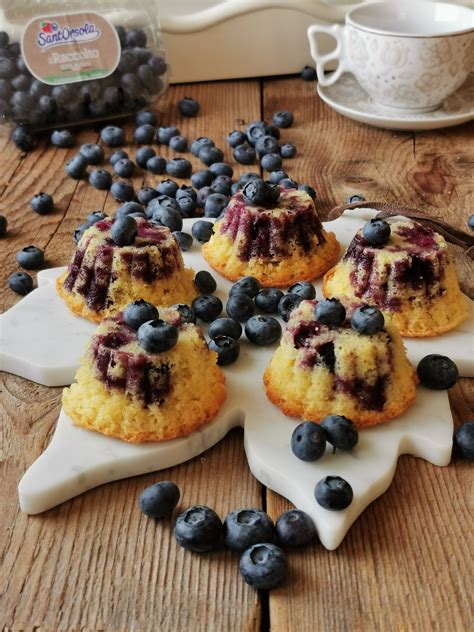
xmin=226 ymin=293 xmax=256 ymax=322
xmin=245 ymin=315 xmax=282 ymax=346
xmin=111 ymin=181 xmax=135 ymax=202
xmin=197 ymin=186 xmax=213 ymax=207
xmin=31 ymin=192 xmax=53 ymax=215
xmin=280 ymin=143 xmax=297 ymax=159
xmin=135 ymin=146 xmax=155 ymax=168
xmin=174 ymin=506 xmax=223 ymax=552
xmin=261 ymin=152 xmax=283 ymax=173
xmin=204 ymin=193 xmax=229 ymax=218
xmin=151 ymin=207 xmax=183 ymax=233
xmin=454 ymin=421 xmax=474 ymax=461
xmin=209 ymin=162 xmax=233 ymax=178
xmin=321 ymin=415 xmax=358 ymax=451
xmin=156 ymin=179 xmax=179 ymax=198
xmin=126 ymin=27 xmax=147 ymax=47
xmin=111 ymin=216 xmax=137 ymax=246
xmin=208 ymin=336 xmax=240 ymax=365
xmin=278 ymin=293 xmax=303 ymax=322
xmin=134 ymin=124 xmax=155 ymax=145
xmin=298 ymin=184 xmax=317 ymax=201
xmin=288 ymin=281 xmax=316 ymax=300
xmin=208 ymin=318 xmax=242 ymax=341
xmin=210 ymin=178 xmax=232 ymax=197
xmin=255 ymin=288 xmax=284 ymax=313
xmin=190 ymin=136 xmax=215 ymax=157
xmin=16 ymin=246 xmax=44 ymax=269
xmin=110 ymin=150 xmax=128 ymax=165
xmin=51 ymin=129 xmax=74 ymax=148
xmin=315 ymin=476 xmax=353 ymax=510
xmin=178 ymin=97 xmax=200 ymax=117
xmin=148 ymin=195 xmax=180 ymax=215
xmin=65 ymin=155 xmax=87 ymax=179
xmin=137 ymin=186 xmax=159 ymax=205
xmin=275 ymin=510 xmax=315 ymax=547
xmin=194 ymin=270 xmax=217 ymax=294
xmin=468 ymin=215 xmax=474 ymax=231
xmin=166 ymin=158 xmax=192 ymax=178
xmin=176 ymin=186 xmax=197 ymax=202
xmin=315 ymin=298 xmax=346 ymax=326
xmin=89 ymin=169 xmax=112 ymax=190
xmin=173 ymin=231 xmax=193 ymax=251
xmin=123 ymin=300 xmax=159 ymax=329
xmin=239 ymin=543 xmax=288 ymax=590
xmin=192 ymin=220 xmax=214 ymax=242
xmin=267 ymin=123 xmax=281 ymax=140
xmin=291 ymin=422 xmax=326 ymax=462
xmin=12 ymin=126 xmax=35 ymax=152
xmin=230 ymin=276 xmax=260 ymax=298
xmin=241 ymin=178 xmax=267 ymax=205
xmin=0 ymin=215 xmax=7 ymax=236
xmin=116 ymin=202 xmax=144 ymax=219
xmin=346 ymin=194 xmax=365 ymax=204
xmin=146 ymin=155 xmax=167 ymax=175
xmin=168 ymin=135 xmax=188 ymax=153
xmin=246 ymin=120 xmax=270 ymax=146
xmin=239 ymin=172 xmax=261 ymax=184
xmin=192 ymin=169 xmax=215 ymax=189
xmin=139 ymin=481 xmax=180 ymax=519
xmin=255 ymin=135 xmax=279 ymax=158
xmin=79 ymin=143 xmax=104 ymax=165
xmin=113 ymin=159 xmax=135 ymax=178
xmin=100 ymin=126 xmax=125 ymax=147
xmin=272 ymin=111 xmax=294 ymax=128
xmin=199 ymin=145 xmax=224 ymax=166
xmin=301 ymin=65 xmax=317 ymax=81
xmin=192 ymin=294 xmax=223 ymax=322
xmin=227 ymin=130 xmax=247 ymax=148
xmin=136 ymin=111 xmax=158 ymax=126
xmin=8 ymin=271 xmax=33 ymax=295
xmin=351 ymin=305 xmax=385 ymax=335
xmin=233 ymin=143 xmax=256 ymax=165
xmin=224 ymin=509 xmax=274 ymax=552
xmin=171 ymin=303 xmax=196 ymax=324
xmin=177 ymin=195 xmax=197 ymax=217
xmin=279 ymin=177 xmax=298 ymax=189
xmin=268 ymin=170 xmax=288 ymax=184
xmin=73 ymin=223 xmax=89 ymax=244
xmin=417 ymin=354 xmax=459 ymax=390
xmin=156 ymin=126 xmax=180 ymax=145
xmin=137 ymin=319 xmax=179 ymax=353
xmin=86 ymin=211 xmax=107 ymax=226
xmin=362 ymin=219 xmax=391 ymax=246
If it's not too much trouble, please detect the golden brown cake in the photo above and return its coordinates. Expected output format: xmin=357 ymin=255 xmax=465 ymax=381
xmin=263 ymin=300 xmax=417 ymax=427
xmin=323 ymin=218 xmax=468 ymax=337
xmin=62 ymin=307 xmax=226 ymax=443
xmin=57 ymin=217 xmax=196 ymax=322
xmin=202 ymin=188 xmax=340 ymax=287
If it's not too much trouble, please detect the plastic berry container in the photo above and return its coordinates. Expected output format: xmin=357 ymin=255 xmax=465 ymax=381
xmin=0 ymin=0 xmax=168 ymax=131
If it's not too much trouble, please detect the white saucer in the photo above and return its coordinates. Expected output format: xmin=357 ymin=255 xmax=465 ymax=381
xmin=317 ymin=73 xmax=474 ymax=131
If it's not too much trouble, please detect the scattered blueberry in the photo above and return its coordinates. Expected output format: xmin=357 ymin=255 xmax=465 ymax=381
xmin=204 ymin=193 xmax=229 ymax=218
xmin=86 ymin=211 xmax=107 ymax=226
xmin=111 ymin=215 xmax=137 ymax=246
xmin=315 ymin=476 xmax=353 ymax=510
xmin=210 ymin=177 xmax=232 ymax=197
xmin=31 ymin=192 xmax=53 ymax=215
xmin=156 ymin=179 xmax=179 ymax=198
xmin=275 ymin=510 xmax=315 ymax=547
xmin=135 ymin=146 xmax=155 ymax=168
xmin=239 ymin=543 xmax=288 ymax=590
xmin=114 ymin=158 xmax=135 ymax=178
xmin=136 ymin=111 xmax=158 ymax=126
xmin=89 ymin=169 xmax=112 ymax=190
xmin=417 ymin=354 xmax=459 ymax=390
xmin=246 ymin=120 xmax=270 ymax=146
xmin=315 ymin=298 xmax=346 ymax=326
xmin=134 ymin=124 xmax=155 ymax=145
xmin=139 ymin=481 xmax=180 ymax=519
xmin=146 ymin=155 xmax=167 ymax=175
xmin=454 ymin=421 xmax=474 ymax=461
xmin=110 ymin=150 xmax=128 ymax=165
xmin=224 ymin=509 xmax=274 ymax=552
xmin=148 ymin=195 xmax=180 ymax=215
xmin=12 ymin=125 xmax=35 ymax=152
xmin=346 ymin=194 xmax=365 ymax=204
xmin=65 ymin=154 xmax=87 ymax=179
xmin=298 ymin=184 xmax=317 ymax=201
xmin=79 ymin=143 xmax=104 ymax=165
xmin=174 ymin=506 xmax=223 ymax=552
xmin=245 ymin=315 xmax=282 ymax=345
xmin=261 ymin=153 xmax=282 ymax=172
xmin=192 ymin=220 xmax=214 ymax=242
xmin=0 ymin=214 xmax=7 ymax=236
xmin=362 ymin=219 xmax=391 ymax=246
xmin=291 ymin=421 xmax=326 ymax=462
xmin=226 ymin=293 xmax=256 ymax=322
xmin=16 ymin=245 xmax=44 ymax=269
xmin=192 ymin=169 xmax=215 ymax=189
xmin=110 ymin=180 xmax=135 ymax=202
xmin=272 ymin=111 xmax=294 ymax=129
xmin=268 ymin=170 xmax=288 ymax=184
xmin=279 ymin=177 xmax=298 ymax=189
xmin=8 ymin=271 xmax=33 ymax=295
xmin=137 ymin=319 xmax=179 ymax=353
xmin=100 ymin=125 xmax=125 ymax=147
xmin=169 ymin=135 xmax=188 ymax=152
xmin=156 ymin=126 xmax=180 ymax=145
xmin=468 ymin=215 xmax=474 ymax=231
xmin=321 ymin=415 xmax=358 ymax=451
xmin=50 ymin=129 xmax=74 ymax=148
xmin=288 ymin=281 xmax=316 ymax=300
xmin=172 ymin=303 xmax=196 ymax=324
xmin=351 ymin=305 xmax=384 ymax=335
xmin=227 ymin=130 xmax=247 ymax=148
xmin=199 ymin=145 xmax=224 ymax=166
xmin=255 ymin=288 xmax=284 ymax=313
xmin=116 ymin=202 xmax=144 ymax=218
xmin=124 ymin=300 xmax=159 ymax=329
xmin=137 ymin=186 xmax=159 ymax=205
xmin=173 ymin=231 xmax=193 ymax=251
xmin=255 ymin=135 xmax=279 ymax=157
xmin=301 ymin=65 xmax=317 ymax=81
xmin=178 ymin=97 xmax=200 ymax=117
xmin=194 ymin=270 xmax=217 ymax=294
xmin=177 ymin=195 xmax=197 ymax=217
xmin=197 ymin=186 xmax=213 ymax=207
xmin=233 ymin=143 xmax=256 ymax=165
xmin=280 ymin=143 xmax=297 ymax=159
xmin=239 ymin=172 xmax=261 ymax=184
xmin=176 ymin=186 xmax=197 ymax=202
xmin=208 ymin=336 xmax=240 ymax=365
xmin=192 ymin=294 xmax=223 ymax=322
xmin=278 ymin=293 xmax=303 ymax=322
xmin=230 ymin=276 xmax=260 ymax=298
xmin=190 ymin=136 xmax=215 ymax=157
xmin=208 ymin=162 xmax=232 ymax=178
xmin=166 ymin=158 xmax=192 ymax=178
xmin=151 ymin=206 xmax=183 ymax=233
xmin=208 ymin=318 xmax=242 ymax=341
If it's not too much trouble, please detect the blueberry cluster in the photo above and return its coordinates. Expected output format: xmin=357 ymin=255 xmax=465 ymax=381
xmin=314 ymin=298 xmax=385 ymax=335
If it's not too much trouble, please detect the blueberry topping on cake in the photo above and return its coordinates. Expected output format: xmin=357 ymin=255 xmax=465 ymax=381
xmin=138 ymin=319 xmax=179 ymax=353
xmin=362 ymin=218 xmax=391 ymax=246
xmin=123 ymin=300 xmax=159 ymax=330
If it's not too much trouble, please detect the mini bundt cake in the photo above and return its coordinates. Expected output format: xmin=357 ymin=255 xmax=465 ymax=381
xmin=202 ymin=185 xmax=340 ymax=287
xmin=62 ymin=304 xmax=226 ymax=442
xmin=263 ymin=299 xmax=417 ymax=427
xmin=57 ymin=217 xmax=196 ymax=322
xmin=323 ymin=218 xmax=468 ymax=337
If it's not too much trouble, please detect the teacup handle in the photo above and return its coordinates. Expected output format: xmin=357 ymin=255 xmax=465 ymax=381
xmin=307 ymin=24 xmax=348 ymax=87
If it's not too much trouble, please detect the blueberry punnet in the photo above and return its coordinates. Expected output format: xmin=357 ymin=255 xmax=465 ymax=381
xmin=454 ymin=421 xmax=474 ymax=461
xmin=230 ymin=276 xmax=260 ymax=298
xmin=227 ymin=130 xmax=247 ymax=148
xmin=123 ymin=300 xmax=159 ymax=329
xmin=245 ymin=315 xmax=282 ymax=346
xmin=177 ymin=97 xmax=200 ymax=117
xmin=194 ymin=270 xmax=217 ymax=294
xmin=31 ymin=192 xmax=53 ymax=215
xmin=363 ymin=218 xmax=391 ymax=246
xmin=166 ymin=158 xmax=192 ymax=178
xmin=146 ymin=155 xmax=167 ymax=175
xmin=111 ymin=181 xmax=134 ymax=202
xmin=315 ymin=476 xmax=353 ymax=510
xmin=174 ymin=505 xmax=223 ymax=552
xmin=89 ymin=169 xmax=112 ymax=190
xmin=100 ymin=126 xmax=125 ymax=147
xmin=16 ymin=245 xmax=44 ymax=269
xmin=417 ymin=354 xmax=459 ymax=390
xmin=192 ymin=220 xmax=214 ymax=242
xmin=280 ymin=143 xmax=297 ymax=159
xmin=138 ymin=319 xmax=179 ymax=353
xmin=171 ymin=303 xmax=196 ymax=324
xmin=224 ymin=509 xmax=274 ymax=552
xmin=156 ymin=126 xmax=180 ymax=145
xmin=315 ymin=298 xmax=346 ymax=326
xmin=0 ymin=215 xmax=7 ymax=236
xmin=226 ymin=293 xmax=255 ymax=322
xmin=192 ymin=294 xmax=223 ymax=322
xmin=275 ymin=510 xmax=315 ymax=547
xmin=239 ymin=543 xmax=288 ymax=590
xmin=351 ymin=305 xmax=385 ymax=335
xmin=139 ymin=481 xmax=180 ymax=519
xmin=190 ymin=136 xmax=215 ymax=157
xmin=79 ymin=143 xmax=104 ymax=165
xmin=8 ymin=271 xmax=33 ymax=295
xmin=321 ymin=415 xmax=358 ymax=451
xmin=208 ymin=318 xmax=242 ymax=341
xmin=288 ymin=281 xmax=316 ymax=301
xmin=51 ymin=129 xmax=74 ymax=148
xmin=291 ymin=421 xmax=326 ymax=462
xmin=198 ymin=145 xmax=224 ymax=166
xmin=208 ymin=336 xmax=240 ymax=365
xmin=278 ymin=293 xmax=303 ymax=322
xmin=255 ymin=288 xmax=284 ymax=314
xmin=111 ymin=216 xmax=137 ymax=246
xmin=233 ymin=143 xmax=256 ymax=165
xmin=301 ymin=65 xmax=317 ymax=81
xmin=272 ymin=111 xmax=294 ymax=128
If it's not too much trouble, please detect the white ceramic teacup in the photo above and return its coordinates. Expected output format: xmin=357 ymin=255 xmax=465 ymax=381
xmin=308 ymin=1 xmax=474 ymax=113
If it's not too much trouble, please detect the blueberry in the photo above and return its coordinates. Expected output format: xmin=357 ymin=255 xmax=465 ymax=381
xmin=111 ymin=215 xmax=137 ymax=246
xmin=126 ymin=28 xmax=147 ymax=47
xmin=192 ymin=169 xmax=214 ymax=189
xmin=246 ymin=120 xmax=269 ymax=146
xmin=156 ymin=126 xmax=180 ymax=145
xmin=0 ymin=31 xmax=9 ymax=47
xmin=207 ymin=162 xmax=232 ymax=178
xmin=417 ymin=354 xmax=458 ymax=390
xmin=454 ymin=421 xmax=474 ymax=461
xmin=156 ymin=179 xmax=179 ymax=198
xmin=194 ymin=270 xmax=217 ymax=294
xmin=177 ymin=195 xmax=196 ymax=217
xmin=245 ymin=315 xmax=281 ymax=346
xmin=174 ymin=505 xmax=223 ymax=552
xmin=272 ymin=111 xmax=294 ymax=129
xmin=0 ymin=57 xmax=14 ymax=80
xmin=50 ymin=129 xmax=74 ymax=148
xmin=346 ymin=194 xmax=365 ymax=204
xmin=362 ymin=219 xmax=391 ymax=246
xmin=227 ymin=130 xmax=247 ymax=148
xmin=137 ymin=319 xmax=179 ymax=353
xmin=266 ymin=123 xmax=281 ymax=140
xmin=279 ymin=177 xmax=298 ymax=189
xmin=233 ymin=143 xmax=256 ymax=165
xmin=190 ymin=136 xmax=215 ymax=157
xmin=197 ymin=186 xmax=213 ymax=207
xmin=12 ymin=125 xmax=36 ymax=152
xmin=31 ymin=192 xmax=53 ymax=215
xmin=100 ymin=125 xmax=125 ymax=147
xmin=275 ymin=510 xmax=315 ymax=547
xmin=268 ymin=170 xmax=288 ymax=184
xmin=79 ymin=143 xmax=104 ymax=165
xmin=114 ymin=159 xmax=135 ymax=179
xmin=146 ymin=155 xmax=167 ymax=175
xmin=261 ymin=153 xmax=282 ymax=172
xmin=148 ymin=195 xmax=180 ymax=215
xmin=177 ymin=97 xmax=200 ymax=117
xmin=192 ymin=294 xmax=222 ymax=322
xmin=230 ymin=276 xmax=260 ymax=298
xmin=123 ymin=300 xmax=159 ymax=329
xmin=192 ymin=220 xmax=214 ymax=242
xmin=135 ymin=146 xmax=155 ymax=169
xmin=226 ymin=293 xmax=255 ymax=322
xmin=148 ymin=55 xmax=167 ymax=77
xmin=239 ymin=172 xmax=261 ymax=184
xmin=288 ymin=281 xmax=316 ymax=300
xmin=198 ymin=145 xmax=224 ymax=166
xmin=16 ymin=245 xmax=44 ymax=269
xmin=111 ymin=181 xmax=135 ymax=202
xmin=208 ymin=318 xmax=242 ymax=341
xmin=73 ymin=223 xmax=89 ymax=244
xmin=254 ymin=136 xmax=278 ymax=158
xmin=224 ymin=509 xmax=274 ymax=552
xmin=351 ymin=305 xmax=384 ymax=335
xmin=280 ymin=143 xmax=297 ymax=159
xmin=301 ymin=65 xmax=317 ymax=81
xmin=468 ymin=215 xmax=474 ymax=231
xmin=298 ymin=184 xmax=317 ymax=201
xmin=136 ymin=111 xmax=158 ymax=126
xmin=255 ymin=288 xmax=284 ymax=313
xmin=171 ymin=303 xmax=196 ymax=324
xmin=239 ymin=543 xmax=288 ymax=590
xmin=314 ymin=298 xmax=346 ymax=326
xmin=173 ymin=231 xmax=193 ymax=251
xmin=134 ymin=124 xmax=155 ymax=145
xmin=166 ymin=158 xmax=192 ymax=178
xmin=137 ymin=186 xmax=159 ymax=205
xmin=169 ymin=135 xmax=188 ymax=152
xmin=116 ymin=202 xmax=144 ymax=218
xmin=89 ymin=169 xmax=112 ymax=190
xmin=204 ymin=193 xmax=229 ymax=218
xmin=241 ymin=179 xmax=268 ymax=205
xmin=110 ymin=150 xmax=128 ymax=165
xmin=8 ymin=271 xmax=33 ymax=295
xmin=315 ymin=476 xmax=353 ymax=510
xmin=321 ymin=415 xmax=358 ymax=451
xmin=278 ymin=293 xmax=303 ymax=322
xmin=86 ymin=211 xmax=107 ymax=226
xmin=0 ymin=214 xmax=6 ymax=236
xmin=291 ymin=421 xmax=326 ymax=462
xmin=211 ymin=178 xmax=232 ymax=197
xmin=208 ymin=336 xmax=240 ymax=365
xmin=151 ymin=207 xmax=183 ymax=233
xmin=139 ymin=481 xmax=180 ymax=519
xmin=65 ymin=154 xmax=87 ymax=179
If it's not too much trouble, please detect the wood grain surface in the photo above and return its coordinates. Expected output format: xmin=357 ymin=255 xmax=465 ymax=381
xmin=1 ymin=77 xmax=473 ymax=632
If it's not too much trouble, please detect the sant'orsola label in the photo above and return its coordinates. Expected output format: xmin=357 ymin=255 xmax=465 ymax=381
xmin=21 ymin=12 xmax=121 ymax=85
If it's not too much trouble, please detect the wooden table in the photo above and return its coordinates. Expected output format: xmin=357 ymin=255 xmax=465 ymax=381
xmin=1 ymin=77 xmax=473 ymax=632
